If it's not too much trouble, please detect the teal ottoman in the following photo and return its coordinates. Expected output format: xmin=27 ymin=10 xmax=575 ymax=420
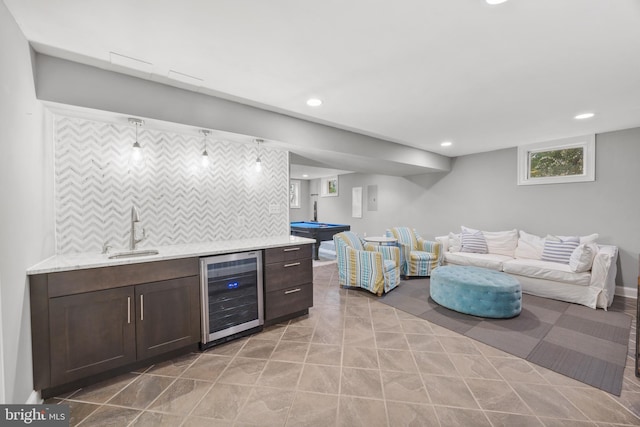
xmin=430 ymin=266 xmax=521 ymax=318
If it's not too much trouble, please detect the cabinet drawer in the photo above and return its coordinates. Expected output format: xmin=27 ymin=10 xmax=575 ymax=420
xmin=265 ymin=283 xmax=313 ymax=321
xmin=265 ymin=245 xmax=312 ymax=264
xmin=265 ymin=260 xmax=312 ymax=292
xmin=48 ymin=258 xmax=199 ymax=297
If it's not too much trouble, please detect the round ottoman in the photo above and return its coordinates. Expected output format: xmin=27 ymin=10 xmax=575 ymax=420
xmin=430 ymin=266 xmax=522 ymax=318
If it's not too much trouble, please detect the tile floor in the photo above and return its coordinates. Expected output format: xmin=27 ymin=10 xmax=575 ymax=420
xmin=47 ymin=263 xmax=640 ymax=426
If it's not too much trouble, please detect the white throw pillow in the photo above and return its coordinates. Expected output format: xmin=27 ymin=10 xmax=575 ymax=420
xmin=569 ymin=243 xmax=598 ymax=272
xmin=514 ymin=230 xmax=545 ymax=260
xmin=448 ymin=232 xmax=461 ymax=252
xmin=482 ymin=229 xmax=518 ymax=257
xmin=559 ymin=233 xmax=599 ymax=244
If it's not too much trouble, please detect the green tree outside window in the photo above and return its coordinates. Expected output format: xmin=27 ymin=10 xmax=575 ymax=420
xmin=529 ymin=147 xmax=584 ymax=178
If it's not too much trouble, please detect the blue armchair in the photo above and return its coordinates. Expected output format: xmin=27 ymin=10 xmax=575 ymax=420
xmin=333 ymin=231 xmax=401 ymax=296
xmin=386 ymin=227 xmax=442 ymax=277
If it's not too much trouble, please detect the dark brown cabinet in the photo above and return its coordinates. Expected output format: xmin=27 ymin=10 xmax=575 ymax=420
xmin=49 ymin=286 xmax=136 ymax=385
xmin=135 ymin=277 xmax=200 ymax=359
xmin=30 ymin=258 xmax=200 ymax=397
xmin=264 ymin=244 xmax=313 ymax=324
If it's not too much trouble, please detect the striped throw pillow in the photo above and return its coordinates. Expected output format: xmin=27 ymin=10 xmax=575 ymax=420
xmin=460 ymin=229 xmax=488 ymax=254
xmin=541 ymin=235 xmax=580 ymax=264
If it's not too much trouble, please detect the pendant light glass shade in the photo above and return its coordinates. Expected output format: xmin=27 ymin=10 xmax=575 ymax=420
xmin=200 ymin=130 xmax=211 ymax=168
xmin=255 ymin=138 xmax=263 ymax=172
xmin=129 ymin=118 xmax=145 ymax=167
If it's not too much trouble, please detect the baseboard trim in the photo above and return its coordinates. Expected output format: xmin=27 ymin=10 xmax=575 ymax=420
xmin=615 ymin=286 xmax=638 ymax=300
xmin=25 ymin=390 xmax=42 ymax=404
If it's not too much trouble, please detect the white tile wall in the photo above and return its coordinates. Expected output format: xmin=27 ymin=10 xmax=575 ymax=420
xmin=54 ymin=115 xmax=289 ymax=254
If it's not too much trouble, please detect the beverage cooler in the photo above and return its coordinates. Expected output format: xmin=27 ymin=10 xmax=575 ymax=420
xmin=200 ymin=251 xmax=263 ymax=348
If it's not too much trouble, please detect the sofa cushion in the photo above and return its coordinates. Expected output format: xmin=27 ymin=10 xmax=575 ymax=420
xmin=483 ymin=229 xmax=518 ymax=257
xmin=448 ymin=232 xmax=461 ymax=252
xmin=444 ymin=252 xmax=511 ymax=271
xmin=514 ymin=230 xmax=544 ymax=260
xmin=460 ymin=227 xmax=488 ymax=254
xmin=569 ymin=243 xmax=597 ymax=273
xmin=541 ymin=235 xmax=580 ymax=264
xmin=503 ymin=258 xmax=591 ymax=286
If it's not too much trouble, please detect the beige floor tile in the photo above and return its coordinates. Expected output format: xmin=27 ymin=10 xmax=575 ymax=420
xmin=203 ymin=338 xmax=247 ymax=357
xmin=386 ymin=401 xmax=439 ymax=427
xmin=412 ymin=351 xmax=457 ymax=376
xmin=449 ymin=354 xmax=502 ymax=379
xmin=182 ymin=416 xmax=233 ymax=426
xmin=257 ymin=360 xmax=303 ymax=389
xmin=305 ymin=343 xmax=342 ymax=366
xmin=282 ymin=326 xmax=315 ymax=342
xmin=65 ymin=400 xmax=100 ymax=426
xmin=438 ymin=335 xmax=482 ymax=355
xmin=285 ymin=391 xmax=339 ymax=427
xmin=377 ymin=349 xmax=418 ymax=373
xmin=422 ymin=374 xmax=478 ymax=408
xmin=343 ymin=329 xmax=376 ymax=348
xmin=271 ymin=340 xmax=310 ymax=362
xmin=129 ymin=411 xmax=184 ymax=427
xmin=341 ymin=367 xmax=383 ymax=399
xmin=558 ymin=386 xmax=640 ymax=425
xmin=233 ymin=387 xmax=295 ymax=425
xmin=107 ymin=374 xmax=175 ymax=409
xmin=405 ymin=333 xmax=445 ymax=352
xmin=258 ymin=324 xmax=288 ymax=341
xmin=216 ymin=357 xmax=267 ymax=385
xmin=433 ymin=406 xmax=492 ymax=427
xmin=400 ymin=319 xmax=434 ymax=335
xmin=237 ymin=338 xmax=278 ymax=359
xmin=311 ymin=326 xmax=344 ymax=345
xmin=374 ymin=331 xmax=409 ymax=350
xmin=180 ymin=354 xmax=232 ymax=382
xmin=78 ymin=405 xmax=141 ymax=427
xmin=381 ymin=371 xmax=430 ymax=404
xmin=67 ymin=373 xmax=139 ymax=404
xmin=144 ymin=352 xmax=200 ymax=377
xmin=510 ymin=383 xmax=589 ymax=421
xmin=539 ymin=418 xmax=598 ymax=427
xmin=147 ymin=378 xmax=211 ymax=415
xmin=342 ymin=346 xmax=379 ymax=369
xmin=346 ymin=305 xmax=372 ymax=319
xmin=337 ymin=396 xmax=387 ymax=427
xmin=488 ymin=357 xmax=548 ymax=384
xmin=466 ymin=378 xmax=532 ymax=414
xmin=298 ymin=364 xmax=341 ymax=394
xmin=484 ymin=411 xmax=545 ymax=427
xmin=191 ymin=383 xmax=252 ymax=420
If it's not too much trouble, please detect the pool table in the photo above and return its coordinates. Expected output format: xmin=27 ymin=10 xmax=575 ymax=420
xmin=290 ymin=221 xmax=351 ymax=260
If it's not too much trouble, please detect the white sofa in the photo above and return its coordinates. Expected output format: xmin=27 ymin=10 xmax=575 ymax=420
xmin=435 ymin=228 xmax=618 ymax=310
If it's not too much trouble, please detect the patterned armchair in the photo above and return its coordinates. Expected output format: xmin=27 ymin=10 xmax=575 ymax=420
xmin=333 ymin=231 xmax=401 ymax=296
xmin=386 ymin=227 xmax=442 ymax=277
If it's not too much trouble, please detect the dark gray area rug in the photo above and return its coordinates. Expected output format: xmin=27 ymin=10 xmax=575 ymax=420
xmin=379 ymin=278 xmax=632 ymax=395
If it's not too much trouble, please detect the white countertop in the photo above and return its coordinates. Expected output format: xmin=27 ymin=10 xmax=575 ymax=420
xmin=27 ymin=235 xmax=316 ymax=275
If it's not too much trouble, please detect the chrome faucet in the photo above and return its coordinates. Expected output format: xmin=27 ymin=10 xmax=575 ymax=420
xmin=129 ymin=205 xmax=147 ymax=250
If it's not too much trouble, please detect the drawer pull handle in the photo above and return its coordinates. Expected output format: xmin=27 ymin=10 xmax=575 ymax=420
xmin=140 ymin=295 xmax=144 ymax=321
xmin=284 ymin=262 xmax=301 ymax=267
xmin=283 ymin=247 xmax=300 ymax=252
xmin=127 ymin=297 xmax=131 ymax=324
xmin=285 ymin=288 xmax=301 ymax=295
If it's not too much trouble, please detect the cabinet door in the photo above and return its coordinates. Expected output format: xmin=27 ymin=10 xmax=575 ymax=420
xmin=49 ymin=287 xmax=136 ymax=386
xmin=135 ymin=276 xmax=200 ymax=360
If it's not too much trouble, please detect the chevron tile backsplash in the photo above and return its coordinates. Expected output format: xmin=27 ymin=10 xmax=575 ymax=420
xmin=54 ymin=116 xmax=289 ymax=254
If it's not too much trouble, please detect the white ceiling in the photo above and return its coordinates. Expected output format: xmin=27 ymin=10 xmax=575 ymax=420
xmin=5 ymin=0 xmax=640 ymax=160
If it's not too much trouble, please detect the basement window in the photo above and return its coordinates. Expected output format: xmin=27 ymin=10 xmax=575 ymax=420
xmin=517 ymin=135 xmax=595 ymax=185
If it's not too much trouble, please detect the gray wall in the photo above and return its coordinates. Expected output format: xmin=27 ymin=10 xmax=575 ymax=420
xmin=315 ymin=129 xmax=640 ymax=294
xmin=289 ymin=180 xmax=311 ymax=222
xmin=0 ymin=3 xmax=55 ymax=403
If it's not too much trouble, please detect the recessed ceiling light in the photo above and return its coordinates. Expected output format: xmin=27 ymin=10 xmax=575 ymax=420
xmin=574 ymin=113 xmax=595 ymax=120
xmin=441 ymin=141 xmax=453 ymax=147
xmin=486 ymin=0 xmax=508 ymax=4
xmin=302 ymin=174 xmax=309 ymax=178
xmin=306 ymin=98 xmax=322 ymax=107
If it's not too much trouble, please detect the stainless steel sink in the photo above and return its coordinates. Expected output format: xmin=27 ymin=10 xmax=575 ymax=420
xmin=108 ymin=249 xmax=159 ymax=259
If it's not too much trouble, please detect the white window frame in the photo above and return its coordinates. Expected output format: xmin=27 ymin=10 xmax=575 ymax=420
xmin=517 ymin=135 xmax=595 ymax=186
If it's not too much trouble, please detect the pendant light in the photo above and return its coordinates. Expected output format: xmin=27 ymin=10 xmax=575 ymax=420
xmin=255 ymin=138 xmax=263 ymax=172
xmin=200 ymin=130 xmax=211 ymax=168
xmin=129 ymin=118 xmax=144 ymax=166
